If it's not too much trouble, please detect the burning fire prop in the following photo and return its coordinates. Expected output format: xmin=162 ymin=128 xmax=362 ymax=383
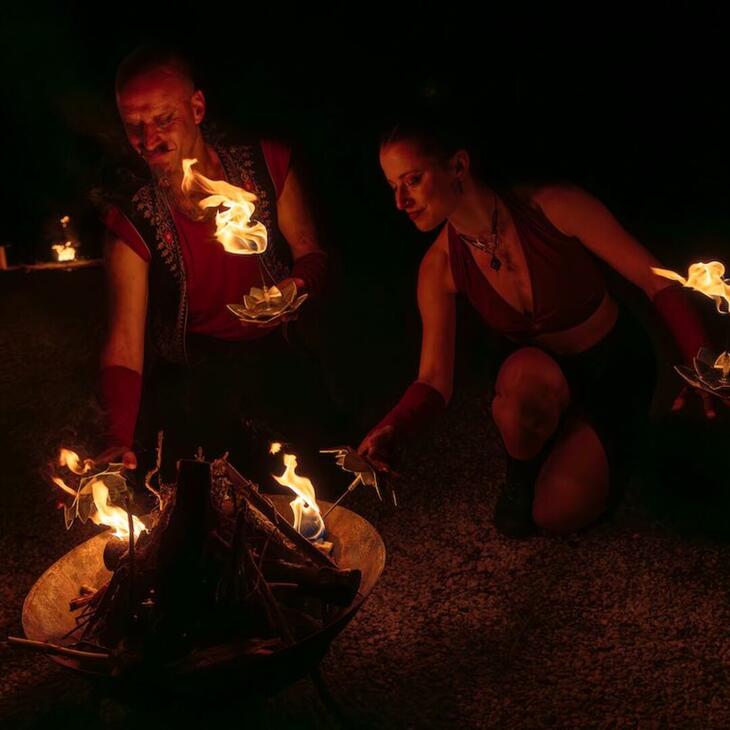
xmin=52 ymin=449 xmax=145 ymax=541
xmin=181 ymin=159 xmax=267 ymax=254
xmin=10 ymin=449 xmax=383 ymax=680
xmin=653 ymin=260 xmax=730 ymax=394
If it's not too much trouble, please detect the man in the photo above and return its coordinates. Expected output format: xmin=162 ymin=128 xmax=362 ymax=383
xmin=98 ymin=46 xmax=329 ymax=475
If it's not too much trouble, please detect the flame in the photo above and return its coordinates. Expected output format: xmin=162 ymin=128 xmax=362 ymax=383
xmin=652 ymin=261 xmax=730 ymax=314
xmin=58 ymin=448 xmax=92 ymax=475
xmin=88 ymin=478 xmax=145 ymax=540
xmin=181 ymin=158 xmax=268 ymax=254
xmin=715 ymin=351 xmax=730 ymax=379
xmin=52 ymin=242 xmax=76 ymax=261
xmin=272 ymin=452 xmax=325 ymax=540
xmin=269 ymin=442 xmax=282 ymax=455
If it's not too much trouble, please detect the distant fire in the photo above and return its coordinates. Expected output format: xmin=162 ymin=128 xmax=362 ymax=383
xmin=52 ymin=215 xmax=78 ymax=262
xmin=52 ymin=242 xmax=76 ymax=262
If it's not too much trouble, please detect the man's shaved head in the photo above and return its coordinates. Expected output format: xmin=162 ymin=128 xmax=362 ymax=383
xmin=115 ymin=44 xmax=196 ymax=96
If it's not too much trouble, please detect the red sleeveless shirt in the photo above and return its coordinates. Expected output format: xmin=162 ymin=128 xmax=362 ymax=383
xmin=447 ymin=192 xmax=607 ymax=339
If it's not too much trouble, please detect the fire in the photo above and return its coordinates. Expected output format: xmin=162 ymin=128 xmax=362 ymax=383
xmin=181 ymin=158 xmax=268 ymax=254
xmin=52 ymin=242 xmax=76 ymax=262
xmin=58 ymin=448 xmax=92 ymax=475
xmin=272 ymin=452 xmax=325 ymax=541
xmin=652 ymin=261 xmax=730 ymax=314
xmin=269 ymin=442 xmax=282 ymax=455
xmin=88 ymin=478 xmax=145 ymax=540
xmin=715 ymin=351 xmax=730 ymax=379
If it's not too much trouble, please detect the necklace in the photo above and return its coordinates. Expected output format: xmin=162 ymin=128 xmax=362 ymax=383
xmin=457 ymin=193 xmax=502 ymax=271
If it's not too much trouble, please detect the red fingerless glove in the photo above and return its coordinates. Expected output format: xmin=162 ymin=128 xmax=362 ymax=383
xmin=292 ymin=251 xmax=328 ymax=300
xmin=370 ymin=381 xmax=447 ymax=442
xmin=652 ymin=284 xmax=711 ymax=363
xmin=100 ymin=365 xmax=142 ymax=449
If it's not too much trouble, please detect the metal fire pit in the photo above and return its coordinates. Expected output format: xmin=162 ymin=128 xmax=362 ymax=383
xmin=21 ymin=496 xmax=385 ymax=692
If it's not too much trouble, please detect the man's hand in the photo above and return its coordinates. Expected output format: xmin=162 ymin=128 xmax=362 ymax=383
xmin=94 ymin=446 xmax=137 ymax=470
xmin=251 ymin=277 xmax=306 ymax=329
xmin=672 ymin=385 xmax=730 ymax=420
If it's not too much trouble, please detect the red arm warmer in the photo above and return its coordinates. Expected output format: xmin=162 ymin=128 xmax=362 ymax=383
xmin=100 ymin=365 xmax=142 ymax=449
xmin=292 ymin=251 xmax=328 ymax=300
xmin=371 ymin=381 xmax=447 ymax=442
xmin=652 ymin=284 xmax=711 ymax=364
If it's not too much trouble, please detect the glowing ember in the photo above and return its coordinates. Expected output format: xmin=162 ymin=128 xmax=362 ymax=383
xmin=653 ymin=261 xmax=730 ymax=314
xmin=272 ymin=452 xmax=325 ymax=541
xmin=52 ymin=449 xmax=144 ymax=541
xmin=181 ymin=158 xmax=268 ymax=254
xmin=269 ymin=442 xmax=282 ymax=455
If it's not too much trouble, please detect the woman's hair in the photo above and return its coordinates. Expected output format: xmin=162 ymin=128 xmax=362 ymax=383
xmin=380 ymin=109 xmax=473 ymax=166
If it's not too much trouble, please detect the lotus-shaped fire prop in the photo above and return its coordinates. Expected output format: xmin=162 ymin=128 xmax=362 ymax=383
xmin=653 ymin=260 xmax=730 ymax=398
xmin=52 ymin=449 xmax=145 ymax=541
xmin=227 ymin=280 xmax=308 ymax=324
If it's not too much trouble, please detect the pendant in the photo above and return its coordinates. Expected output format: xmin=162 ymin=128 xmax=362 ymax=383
xmin=490 ymin=255 xmax=502 ymax=271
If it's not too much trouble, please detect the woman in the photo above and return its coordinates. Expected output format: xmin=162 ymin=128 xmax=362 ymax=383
xmin=358 ymin=118 xmax=714 ymax=537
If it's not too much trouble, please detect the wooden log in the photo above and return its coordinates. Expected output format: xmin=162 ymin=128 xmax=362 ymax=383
xmin=155 ymin=460 xmax=215 ymax=639
xmin=263 ymin=559 xmax=361 ymax=607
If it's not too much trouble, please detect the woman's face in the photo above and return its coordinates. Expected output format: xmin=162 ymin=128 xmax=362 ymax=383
xmin=380 ymin=140 xmax=461 ymax=232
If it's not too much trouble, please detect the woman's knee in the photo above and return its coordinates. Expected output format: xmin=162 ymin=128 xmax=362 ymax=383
xmin=491 ymin=348 xmax=570 ymax=457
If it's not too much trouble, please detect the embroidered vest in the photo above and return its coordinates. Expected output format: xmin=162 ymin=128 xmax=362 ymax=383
xmin=121 ymin=143 xmax=290 ymax=365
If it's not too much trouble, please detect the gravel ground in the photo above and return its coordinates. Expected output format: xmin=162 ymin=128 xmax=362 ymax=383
xmin=2 ymin=267 xmax=730 ymax=729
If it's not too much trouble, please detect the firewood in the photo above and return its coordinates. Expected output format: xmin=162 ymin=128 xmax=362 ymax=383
xmin=262 ymin=559 xmax=361 ymax=607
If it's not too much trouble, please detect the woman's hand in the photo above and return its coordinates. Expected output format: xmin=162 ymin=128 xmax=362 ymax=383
xmin=357 ymin=425 xmax=396 ymax=474
xmin=93 ymin=446 xmax=137 ymax=470
xmin=672 ymin=385 xmax=730 ymax=420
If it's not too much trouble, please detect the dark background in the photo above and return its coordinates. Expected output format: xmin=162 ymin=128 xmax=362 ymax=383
xmin=3 ymin=1 xmax=730 ymax=264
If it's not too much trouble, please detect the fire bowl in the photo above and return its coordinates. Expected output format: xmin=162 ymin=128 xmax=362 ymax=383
xmin=21 ymin=496 xmax=385 ymax=690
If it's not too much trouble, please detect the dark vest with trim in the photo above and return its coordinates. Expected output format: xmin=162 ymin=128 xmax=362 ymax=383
xmin=120 ymin=143 xmax=290 ymax=365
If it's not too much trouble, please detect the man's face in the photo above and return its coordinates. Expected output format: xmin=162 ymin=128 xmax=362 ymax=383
xmin=116 ymin=67 xmax=205 ymax=182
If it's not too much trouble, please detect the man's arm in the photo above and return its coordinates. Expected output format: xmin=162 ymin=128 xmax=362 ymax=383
xmin=97 ymin=235 xmax=148 ymax=467
xmin=102 ymin=235 xmax=148 ymax=372
xmin=275 ymin=165 xmax=327 ymax=296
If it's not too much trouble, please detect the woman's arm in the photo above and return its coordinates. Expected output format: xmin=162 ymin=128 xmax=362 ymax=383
xmin=415 ymin=242 xmax=458 ymax=404
xmin=358 ymin=236 xmax=456 ymax=463
xmin=531 ymin=184 xmax=667 ymax=297
xmin=534 ymin=184 xmax=717 ymax=415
